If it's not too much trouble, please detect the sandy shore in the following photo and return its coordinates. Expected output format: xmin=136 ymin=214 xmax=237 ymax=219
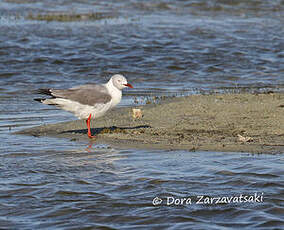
xmin=16 ymin=93 xmax=284 ymax=154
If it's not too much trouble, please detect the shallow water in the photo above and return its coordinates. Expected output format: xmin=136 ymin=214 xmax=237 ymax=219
xmin=0 ymin=0 xmax=284 ymax=229
xmin=1 ymin=147 xmax=284 ymax=229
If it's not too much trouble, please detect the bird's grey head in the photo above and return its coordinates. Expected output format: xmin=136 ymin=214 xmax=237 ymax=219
xmin=111 ymin=74 xmax=133 ymax=90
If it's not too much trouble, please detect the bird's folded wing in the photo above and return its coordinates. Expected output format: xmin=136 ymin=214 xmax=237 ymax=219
xmin=50 ymin=84 xmax=112 ymax=106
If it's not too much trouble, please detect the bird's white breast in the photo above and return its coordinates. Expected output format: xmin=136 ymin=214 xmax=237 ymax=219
xmin=109 ymin=87 xmax=122 ymax=108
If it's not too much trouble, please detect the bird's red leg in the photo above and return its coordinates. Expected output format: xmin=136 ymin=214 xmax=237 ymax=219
xmin=86 ymin=114 xmax=95 ymax=139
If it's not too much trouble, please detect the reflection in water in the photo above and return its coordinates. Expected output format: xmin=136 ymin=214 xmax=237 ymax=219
xmin=0 ymin=148 xmax=283 ymax=229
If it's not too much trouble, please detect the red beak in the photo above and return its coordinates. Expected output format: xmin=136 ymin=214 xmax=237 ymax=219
xmin=124 ymin=83 xmax=133 ymax=88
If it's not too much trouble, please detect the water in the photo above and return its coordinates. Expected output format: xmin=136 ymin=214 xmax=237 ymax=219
xmin=1 ymin=149 xmax=283 ymax=229
xmin=0 ymin=0 xmax=283 ymax=229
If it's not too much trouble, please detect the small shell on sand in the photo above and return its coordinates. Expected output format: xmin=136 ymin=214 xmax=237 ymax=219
xmin=237 ymin=134 xmax=253 ymax=142
xmin=132 ymin=108 xmax=143 ymax=119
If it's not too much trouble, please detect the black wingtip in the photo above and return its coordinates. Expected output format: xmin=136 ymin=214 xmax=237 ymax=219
xmin=34 ymin=98 xmax=45 ymax=103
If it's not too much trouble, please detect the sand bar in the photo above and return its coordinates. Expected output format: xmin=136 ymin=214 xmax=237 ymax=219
xmin=16 ymin=93 xmax=284 ymax=154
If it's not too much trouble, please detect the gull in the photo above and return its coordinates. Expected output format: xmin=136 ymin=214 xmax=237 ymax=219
xmin=35 ymin=74 xmax=133 ymax=138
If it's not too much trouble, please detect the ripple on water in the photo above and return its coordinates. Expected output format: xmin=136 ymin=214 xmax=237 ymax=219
xmin=0 ymin=135 xmax=283 ymax=228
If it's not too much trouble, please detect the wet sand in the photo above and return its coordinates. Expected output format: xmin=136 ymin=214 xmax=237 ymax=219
xmin=16 ymin=93 xmax=284 ymax=154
